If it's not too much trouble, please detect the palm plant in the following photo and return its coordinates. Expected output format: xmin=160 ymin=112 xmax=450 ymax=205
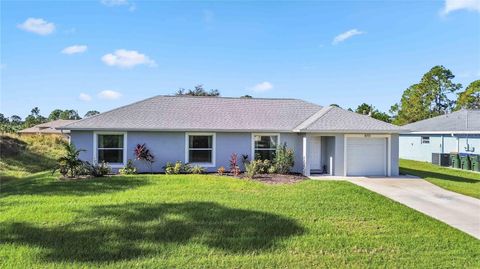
xmin=53 ymin=143 xmax=86 ymax=178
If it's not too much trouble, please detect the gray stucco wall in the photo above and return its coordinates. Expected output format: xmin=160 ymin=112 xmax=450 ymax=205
xmin=70 ymin=131 xmax=94 ymax=163
xmin=321 ymin=136 xmax=335 ymax=174
xmin=390 ymin=134 xmax=400 ymax=176
xmin=70 ymin=130 xmax=399 ymax=176
xmin=279 ymin=133 xmax=304 ymax=173
xmin=70 ymin=131 xmax=304 ymax=173
xmin=399 ymin=134 xmax=480 ymax=162
xmin=333 ymin=134 xmax=345 ymax=176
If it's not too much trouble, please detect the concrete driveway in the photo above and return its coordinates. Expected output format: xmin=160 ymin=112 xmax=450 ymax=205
xmin=347 ymin=177 xmax=480 ymax=239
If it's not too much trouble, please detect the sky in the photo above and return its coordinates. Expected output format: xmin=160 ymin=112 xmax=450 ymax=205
xmin=1 ymin=0 xmax=479 ymax=119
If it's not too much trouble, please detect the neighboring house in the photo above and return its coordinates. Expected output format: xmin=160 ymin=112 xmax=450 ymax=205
xmin=60 ymin=96 xmax=402 ymax=176
xmin=18 ymin=119 xmax=77 ymax=136
xmin=400 ymin=109 xmax=480 ymax=162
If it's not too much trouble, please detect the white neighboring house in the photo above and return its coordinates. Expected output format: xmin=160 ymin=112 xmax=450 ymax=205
xmin=399 ymin=109 xmax=480 ymax=162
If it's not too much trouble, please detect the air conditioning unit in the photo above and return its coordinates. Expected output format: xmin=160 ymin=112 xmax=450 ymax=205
xmin=432 ymin=153 xmax=450 ymax=167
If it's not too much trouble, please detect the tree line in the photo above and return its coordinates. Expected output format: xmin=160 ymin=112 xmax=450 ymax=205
xmin=0 ymin=108 xmax=100 ymax=133
xmin=1 ymin=66 xmax=478 ymax=133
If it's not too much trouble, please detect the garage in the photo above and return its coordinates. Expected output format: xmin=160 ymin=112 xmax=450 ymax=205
xmin=346 ymin=137 xmax=388 ymax=176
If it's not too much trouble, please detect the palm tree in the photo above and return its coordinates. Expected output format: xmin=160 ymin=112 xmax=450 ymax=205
xmin=54 ymin=143 xmax=85 ymax=177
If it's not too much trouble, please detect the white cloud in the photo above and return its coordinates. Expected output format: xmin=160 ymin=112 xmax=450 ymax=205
xmin=17 ymin=18 xmax=55 ymax=35
xmin=332 ymin=29 xmax=365 ymax=45
xmin=98 ymin=90 xmax=122 ymax=100
xmin=61 ymin=45 xmax=88 ymax=55
xmin=442 ymin=0 xmax=480 ymax=15
xmin=248 ymin=81 xmax=274 ymax=92
xmin=101 ymin=49 xmax=156 ymax=68
xmin=79 ymin=93 xmax=92 ymax=101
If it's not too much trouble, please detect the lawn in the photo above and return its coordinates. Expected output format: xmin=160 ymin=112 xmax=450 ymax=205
xmin=1 ymin=173 xmax=479 ymax=268
xmin=400 ymin=159 xmax=480 ymax=199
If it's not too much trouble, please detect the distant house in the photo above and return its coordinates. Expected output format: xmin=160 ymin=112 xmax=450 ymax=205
xmin=400 ymin=109 xmax=480 ymax=162
xmin=18 ymin=119 xmax=78 ymax=136
xmin=60 ymin=96 xmax=402 ymax=176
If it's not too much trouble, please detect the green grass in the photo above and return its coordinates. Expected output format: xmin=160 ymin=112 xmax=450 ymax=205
xmin=400 ymin=159 xmax=480 ymax=199
xmin=0 ymin=134 xmax=65 ymax=181
xmin=1 ymin=173 xmax=479 ymax=268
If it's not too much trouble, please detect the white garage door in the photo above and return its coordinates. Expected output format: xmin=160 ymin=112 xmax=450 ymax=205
xmin=346 ymin=137 xmax=387 ymax=176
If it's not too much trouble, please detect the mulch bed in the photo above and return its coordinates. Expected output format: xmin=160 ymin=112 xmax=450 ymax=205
xmin=219 ymin=173 xmax=308 ymax=184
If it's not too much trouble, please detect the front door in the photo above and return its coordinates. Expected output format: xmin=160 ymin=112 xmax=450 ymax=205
xmin=310 ymin=136 xmax=321 ymax=170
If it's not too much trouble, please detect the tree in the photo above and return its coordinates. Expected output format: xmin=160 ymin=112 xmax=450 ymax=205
xmin=24 ymin=107 xmax=47 ymax=127
xmin=175 ymin=85 xmax=220 ymax=97
xmin=354 ymin=103 xmax=392 ymax=123
xmin=59 ymin=109 xmax=81 ymax=120
xmin=10 ymin=115 xmax=22 ymax=124
xmin=0 ymin=113 xmax=9 ymax=124
xmin=84 ymin=110 xmax=100 ymax=118
xmin=391 ymin=66 xmax=462 ymax=125
xmin=241 ymin=95 xmax=253 ymax=98
xmin=48 ymin=109 xmax=64 ymax=120
xmin=456 ymin=80 xmax=480 ymax=110
xmin=31 ymin=107 xmax=40 ymax=117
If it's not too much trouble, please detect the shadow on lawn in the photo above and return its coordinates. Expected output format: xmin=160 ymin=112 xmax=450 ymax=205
xmin=0 ymin=175 xmax=151 ymax=197
xmin=0 ymin=202 xmax=305 ymax=262
xmin=400 ymin=167 xmax=479 ymax=184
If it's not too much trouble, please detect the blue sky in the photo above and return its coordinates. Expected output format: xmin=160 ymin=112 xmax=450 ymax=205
xmin=1 ymin=0 xmax=479 ymax=118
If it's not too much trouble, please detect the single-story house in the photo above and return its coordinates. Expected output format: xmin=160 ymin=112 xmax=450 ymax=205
xmin=400 ymin=109 xmax=480 ymax=162
xmin=60 ymin=96 xmax=402 ymax=176
xmin=18 ymin=119 xmax=77 ymax=136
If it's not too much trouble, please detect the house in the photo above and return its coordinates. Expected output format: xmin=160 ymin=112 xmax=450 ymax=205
xmin=60 ymin=96 xmax=402 ymax=176
xmin=18 ymin=119 xmax=77 ymax=136
xmin=399 ymin=109 xmax=480 ymax=162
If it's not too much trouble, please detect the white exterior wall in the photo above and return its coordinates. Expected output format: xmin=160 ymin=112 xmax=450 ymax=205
xmin=400 ymin=134 xmax=480 ymax=162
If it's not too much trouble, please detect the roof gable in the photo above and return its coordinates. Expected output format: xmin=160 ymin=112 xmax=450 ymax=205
xmin=295 ymin=106 xmax=401 ymax=132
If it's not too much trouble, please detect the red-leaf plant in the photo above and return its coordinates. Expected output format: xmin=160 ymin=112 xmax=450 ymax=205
xmin=229 ymin=153 xmax=240 ymax=177
xmin=134 ymin=143 xmax=155 ymax=172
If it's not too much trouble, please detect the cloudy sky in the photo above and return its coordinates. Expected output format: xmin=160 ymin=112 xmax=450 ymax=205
xmin=1 ymin=0 xmax=479 ymax=118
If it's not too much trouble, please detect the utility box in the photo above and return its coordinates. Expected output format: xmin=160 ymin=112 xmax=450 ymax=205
xmin=432 ymin=153 xmax=450 ymax=167
xmin=469 ymin=155 xmax=479 ymax=172
xmin=460 ymin=154 xmax=471 ymax=170
xmin=450 ymin=153 xmax=460 ymax=169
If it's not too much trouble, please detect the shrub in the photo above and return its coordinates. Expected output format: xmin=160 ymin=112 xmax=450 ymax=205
xmin=258 ymin=159 xmax=272 ymax=174
xmin=190 ymin=165 xmax=205 ymax=174
xmin=229 ymin=153 xmax=240 ymax=176
xmin=134 ymin=143 xmax=155 ymax=172
xmin=274 ymin=143 xmax=295 ymax=174
xmin=85 ymin=161 xmax=111 ymax=177
xmin=164 ymin=161 xmax=190 ymax=174
xmin=217 ymin=166 xmax=225 ymax=175
xmin=245 ymin=159 xmax=262 ymax=179
xmin=119 ymin=159 xmax=137 ymax=175
xmin=268 ymin=165 xmax=277 ymax=174
xmin=53 ymin=143 xmax=85 ymax=178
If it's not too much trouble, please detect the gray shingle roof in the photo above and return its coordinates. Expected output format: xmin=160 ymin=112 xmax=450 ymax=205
xmin=19 ymin=120 xmax=77 ymax=134
xmin=61 ymin=96 xmax=322 ymax=131
xmin=403 ymin=109 xmax=480 ymax=133
xmin=61 ymin=96 xmax=402 ymax=133
xmin=294 ymin=106 xmax=401 ymax=132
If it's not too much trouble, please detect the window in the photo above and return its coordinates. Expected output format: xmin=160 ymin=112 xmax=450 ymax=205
xmin=96 ymin=134 xmax=125 ymax=165
xmin=186 ymin=134 xmax=215 ymax=165
xmin=421 ymin=136 xmax=430 ymax=144
xmin=253 ymin=134 xmax=279 ymax=160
